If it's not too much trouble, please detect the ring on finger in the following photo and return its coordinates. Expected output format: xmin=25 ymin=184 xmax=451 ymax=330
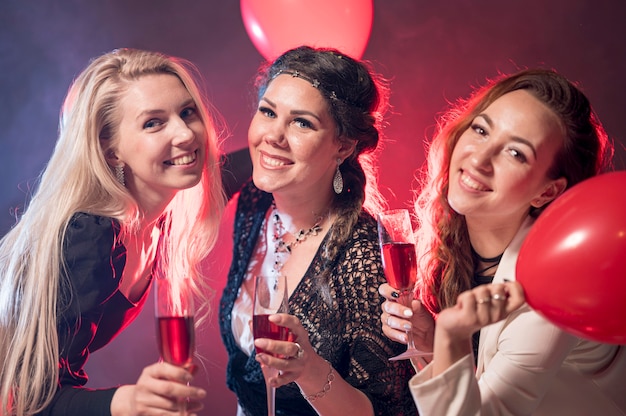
xmin=293 ymin=342 xmax=304 ymax=359
xmin=492 ymin=293 xmax=506 ymax=301
xmin=477 ymin=296 xmax=492 ymax=305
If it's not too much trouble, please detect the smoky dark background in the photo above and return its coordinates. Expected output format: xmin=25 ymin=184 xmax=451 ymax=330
xmin=2 ymin=1 xmax=625 ymax=414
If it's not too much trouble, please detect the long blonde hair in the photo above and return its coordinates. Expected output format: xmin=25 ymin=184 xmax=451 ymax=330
xmin=0 ymin=48 xmax=225 ymax=415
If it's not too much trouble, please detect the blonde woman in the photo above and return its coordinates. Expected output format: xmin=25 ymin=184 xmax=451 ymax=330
xmin=0 ymin=48 xmax=225 ymax=415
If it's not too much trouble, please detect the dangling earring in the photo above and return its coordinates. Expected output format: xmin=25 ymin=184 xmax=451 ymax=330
xmin=333 ymin=158 xmax=343 ymax=194
xmin=115 ymin=165 xmax=125 ymax=186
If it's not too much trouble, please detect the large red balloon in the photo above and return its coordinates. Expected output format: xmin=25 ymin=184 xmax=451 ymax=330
xmin=240 ymin=0 xmax=373 ymax=61
xmin=516 ymin=171 xmax=626 ymax=344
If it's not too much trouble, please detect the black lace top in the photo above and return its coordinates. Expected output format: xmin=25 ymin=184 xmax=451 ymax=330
xmin=219 ymin=182 xmax=417 ymax=416
xmin=37 ymin=213 xmax=150 ymax=416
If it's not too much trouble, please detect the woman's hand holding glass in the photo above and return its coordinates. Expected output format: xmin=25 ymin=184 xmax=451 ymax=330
xmin=154 ymin=276 xmax=197 ymax=415
xmin=253 ymin=312 xmax=314 ymax=388
xmin=254 ymin=274 xmax=317 ymax=415
xmin=379 ymin=283 xmax=435 ymax=354
xmin=377 ymin=209 xmax=434 ymax=361
xmin=111 ymin=362 xmax=206 ymax=415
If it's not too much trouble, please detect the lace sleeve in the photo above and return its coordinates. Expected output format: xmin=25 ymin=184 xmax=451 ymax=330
xmin=291 ymin=213 xmax=417 ymax=416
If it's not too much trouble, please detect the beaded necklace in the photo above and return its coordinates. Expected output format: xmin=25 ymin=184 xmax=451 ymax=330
xmin=271 ymin=201 xmax=323 ymax=276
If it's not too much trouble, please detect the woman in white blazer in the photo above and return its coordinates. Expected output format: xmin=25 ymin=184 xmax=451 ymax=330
xmin=379 ymin=69 xmax=625 ymax=415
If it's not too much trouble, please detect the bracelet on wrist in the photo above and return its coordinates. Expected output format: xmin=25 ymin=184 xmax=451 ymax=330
xmin=302 ymin=361 xmax=335 ymax=402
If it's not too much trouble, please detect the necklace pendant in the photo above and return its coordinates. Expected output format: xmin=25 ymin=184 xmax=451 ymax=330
xmin=276 ymin=241 xmax=291 ymax=253
xmin=270 ymin=200 xmax=325 ymax=277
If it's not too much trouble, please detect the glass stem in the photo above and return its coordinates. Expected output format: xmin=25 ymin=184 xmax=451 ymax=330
xmin=261 ymin=365 xmax=278 ymax=416
xmin=399 ymin=291 xmax=416 ymax=351
xmin=178 ymin=397 xmax=188 ymax=416
xmin=266 ymin=383 xmax=276 ymax=416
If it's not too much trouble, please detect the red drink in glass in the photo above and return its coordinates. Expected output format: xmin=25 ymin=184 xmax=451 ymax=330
xmin=157 ymin=316 xmax=195 ymax=367
xmin=253 ymin=314 xmax=292 ymax=355
xmin=381 ymin=242 xmax=417 ymax=290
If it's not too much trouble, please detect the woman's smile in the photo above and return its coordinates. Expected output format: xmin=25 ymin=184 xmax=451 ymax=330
xmin=165 ymin=149 xmax=198 ymax=166
xmin=260 ymin=150 xmax=292 ymax=169
xmin=459 ymin=170 xmax=491 ymax=192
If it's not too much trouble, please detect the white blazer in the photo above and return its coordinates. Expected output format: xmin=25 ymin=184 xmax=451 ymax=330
xmin=409 ymin=216 xmax=626 ymax=415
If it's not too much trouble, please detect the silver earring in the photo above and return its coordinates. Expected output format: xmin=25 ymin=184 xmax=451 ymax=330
xmin=115 ymin=165 xmax=125 ymax=186
xmin=333 ymin=158 xmax=343 ymax=194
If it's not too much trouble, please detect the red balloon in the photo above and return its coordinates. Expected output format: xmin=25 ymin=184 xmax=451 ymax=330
xmin=516 ymin=171 xmax=626 ymax=344
xmin=240 ymin=0 xmax=373 ymax=61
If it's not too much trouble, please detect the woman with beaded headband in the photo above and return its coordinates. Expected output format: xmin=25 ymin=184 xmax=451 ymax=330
xmin=218 ymin=46 xmax=416 ymax=415
xmin=379 ymin=68 xmax=626 ymax=414
xmin=0 ymin=48 xmax=225 ymax=415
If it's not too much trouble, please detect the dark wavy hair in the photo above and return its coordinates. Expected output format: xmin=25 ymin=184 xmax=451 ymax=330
xmin=254 ymin=45 xmax=390 ymax=292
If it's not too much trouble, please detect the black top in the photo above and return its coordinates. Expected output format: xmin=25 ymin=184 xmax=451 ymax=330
xmin=219 ymin=181 xmax=417 ymax=416
xmin=38 ymin=213 xmax=151 ymax=416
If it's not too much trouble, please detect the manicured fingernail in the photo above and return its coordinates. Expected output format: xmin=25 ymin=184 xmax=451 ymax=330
xmin=403 ymin=323 xmax=411 ymax=330
xmin=403 ymin=309 xmax=413 ymax=317
xmin=391 ymin=291 xmax=399 ymax=298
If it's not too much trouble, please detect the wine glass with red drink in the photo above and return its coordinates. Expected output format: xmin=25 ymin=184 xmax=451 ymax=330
xmin=155 ymin=276 xmax=195 ymax=415
xmin=378 ymin=209 xmax=433 ymax=361
xmin=253 ymin=274 xmax=290 ymax=416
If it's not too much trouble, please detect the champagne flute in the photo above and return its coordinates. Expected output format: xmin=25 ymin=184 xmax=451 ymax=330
xmin=252 ymin=274 xmax=290 ymax=416
xmin=377 ymin=209 xmax=433 ymax=361
xmin=155 ymin=276 xmax=195 ymax=415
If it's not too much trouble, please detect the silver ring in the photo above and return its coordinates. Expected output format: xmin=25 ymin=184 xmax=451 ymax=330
xmin=476 ymin=296 xmax=492 ymax=305
xmin=492 ymin=293 xmax=506 ymax=301
xmin=294 ymin=342 xmax=304 ymax=359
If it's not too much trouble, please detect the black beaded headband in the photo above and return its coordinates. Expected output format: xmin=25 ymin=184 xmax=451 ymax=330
xmin=271 ymin=69 xmax=363 ymax=111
